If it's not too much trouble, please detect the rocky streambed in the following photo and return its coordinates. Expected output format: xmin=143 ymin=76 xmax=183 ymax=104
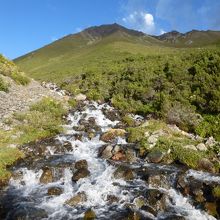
xmin=0 ymin=101 xmax=219 ymax=220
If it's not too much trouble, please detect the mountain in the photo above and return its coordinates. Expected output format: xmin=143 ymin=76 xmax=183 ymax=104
xmin=14 ymin=23 xmax=220 ymax=82
xmin=157 ymin=30 xmax=220 ymax=47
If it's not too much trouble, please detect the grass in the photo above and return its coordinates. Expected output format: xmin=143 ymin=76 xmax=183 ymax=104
xmin=0 ymin=97 xmax=67 ymax=183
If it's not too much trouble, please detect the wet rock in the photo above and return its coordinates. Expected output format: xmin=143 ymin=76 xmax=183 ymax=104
xmin=176 ymin=173 xmax=189 ymax=195
xmin=134 ymin=197 xmax=146 ymax=208
xmin=147 ymin=174 xmax=170 ymax=189
xmin=40 ymin=166 xmax=53 ymax=184
xmin=112 ymin=151 xmax=126 ymax=161
xmin=65 ymin=192 xmax=87 ymax=206
xmin=100 ymin=129 xmax=126 ymax=142
xmin=74 ymin=93 xmax=87 ymax=101
xmin=145 ymin=189 xmax=167 ymax=212
xmin=113 ymin=166 xmax=134 ymax=180
xmin=162 ymin=215 xmax=186 ymax=220
xmin=204 ymin=202 xmax=218 ymax=218
xmin=198 ymin=158 xmax=215 ymax=173
xmin=9 ymin=206 xmax=48 ymax=220
xmin=63 ymin=141 xmax=72 ymax=151
xmin=196 ymin=143 xmax=207 ymax=151
xmin=125 ymin=148 xmax=137 ymax=163
xmin=99 ymin=145 xmax=114 ymax=159
xmin=103 ymin=109 xmax=120 ymax=121
xmin=47 ymin=187 xmax=63 ymax=196
xmin=72 ymin=168 xmax=90 ymax=182
xmin=106 ymin=195 xmax=119 ymax=204
xmin=146 ymin=150 xmax=164 ymax=163
xmin=75 ymin=160 xmax=88 ymax=170
xmin=83 ymin=208 xmax=96 ymax=220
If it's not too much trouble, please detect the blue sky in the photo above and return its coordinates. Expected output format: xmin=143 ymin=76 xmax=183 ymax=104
xmin=1 ymin=0 xmax=220 ymax=59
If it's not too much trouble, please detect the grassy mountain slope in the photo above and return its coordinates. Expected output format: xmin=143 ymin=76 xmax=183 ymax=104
xmin=15 ymin=24 xmax=220 ymax=83
xmin=14 ymin=24 xmax=175 ymax=82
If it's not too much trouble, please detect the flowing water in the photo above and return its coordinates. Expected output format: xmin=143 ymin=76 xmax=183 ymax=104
xmin=0 ymin=101 xmax=219 ymax=220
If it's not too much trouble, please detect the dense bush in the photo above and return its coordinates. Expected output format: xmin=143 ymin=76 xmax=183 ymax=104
xmin=62 ymin=49 xmax=220 ymax=139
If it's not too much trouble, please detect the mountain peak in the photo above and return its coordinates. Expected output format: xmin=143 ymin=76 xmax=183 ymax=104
xmin=82 ymin=23 xmax=145 ymax=38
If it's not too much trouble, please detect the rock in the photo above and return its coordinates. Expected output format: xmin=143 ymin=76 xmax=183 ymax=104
xmin=113 ymin=166 xmax=134 ymax=180
xmin=9 ymin=206 xmax=48 ymax=220
xmin=83 ymin=208 xmax=96 ymax=220
xmin=63 ymin=141 xmax=72 ymax=151
xmin=75 ymin=160 xmax=88 ymax=170
xmin=47 ymin=187 xmax=63 ymax=196
xmin=125 ymin=148 xmax=137 ymax=163
xmin=100 ymin=129 xmax=126 ymax=142
xmin=145 ymin=189 xmax=167 ymax=212
xmin=134 ymin=197 xmax=146 ymax=208
xmin=65 ymin=192 xmax=87 ymax=206
xmin=176 ymin=173 xmax=189 ymax=195
xmin=196 ymin=143 xmax=207 ymax=151
xmin=147 ymin=174 xmax=170 ymax=189
xmin=204 ymin=202 xmax=218 ymax=218
xmin=183 ymin=145 xmax=197 ymax=151
xmin=146 ymin=150 xmax=164 ymax=163
xmin=40 ymin=167 xmax=53 ymax=184
xmin=99 ymin=145 xmax=114 ymax=159
xmin=74 ymin=93 xmax=87 ymax=101
xmin=206 ymin=137 xmax=216 ymax=147
xmin=112 ymin=151 xmax=126 ymax=161
xmin=106 ymin=195 xmax=119 ymax=204
xmin=147 ymin=134 xmax=158 ymax=145
xmin=198 ymin=158 xmax=215 ymax=173
xmin=162 ymin=215 xmax=186 ymax=220
xmin=72 ymin=168 xmax=90 ymax=182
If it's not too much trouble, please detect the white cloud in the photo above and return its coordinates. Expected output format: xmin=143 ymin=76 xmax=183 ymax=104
xmin=122 ymin=11 xmax=155 ymax=34
xmin=51 ymin=36 xmax=58 ymax=42
xmin=160 ymin=29 xmax=166 ymax=35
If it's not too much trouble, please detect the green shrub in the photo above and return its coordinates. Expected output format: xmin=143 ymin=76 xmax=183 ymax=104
xmin=0 ymin=76 xmax=9 ymax=92
xmin=195 ymin=114 xmax=220 ymax=141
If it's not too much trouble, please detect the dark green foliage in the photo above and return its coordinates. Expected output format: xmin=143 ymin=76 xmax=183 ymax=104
xmin=61 ymin=49 xmax=220 ymax=138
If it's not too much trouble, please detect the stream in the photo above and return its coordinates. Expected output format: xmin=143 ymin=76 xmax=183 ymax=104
xmin=0 ymin=101 xmax=219 ymax=220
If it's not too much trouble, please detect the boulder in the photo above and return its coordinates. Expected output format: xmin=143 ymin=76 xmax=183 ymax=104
xmin=100 ymin=129 xmax=126 ymax=142
xmin=145 ymin=189 xmax=167 ymax=212
xmin=40 ymin=167 xmax=53 ymax=184
xmin=198 ymin=158 xmax=215 ymax=173
xmin=47 ymin=187 xmax=63 ymax=196
xmin=65 ymin=192 xmax=87 ymax=206
xmin=72 ymin=168 xmax=90 ymax=182
xmin=113 ymin=166 xmax=134 ymax=180
xmin=74 ymin=93 xmax=87 ymax=101
xmin=146 ymin=150 xmax=164 ymax=163
xmin=83 ymin=208 xmax=96 ymax=220
xmin=75 ymin=160 xmax=88 ymax=170
xmin=112 ymin=151 xmax=126 ymax=161
xmin=196 ymin=143 xmax=207 ymax=151
xmin=147 ymin=174 xmax=170 ymax=189
xmin=106 ymin=195 xmax=119 ymax=204
xmin=99 ymin=145 xmax=114 ymax=159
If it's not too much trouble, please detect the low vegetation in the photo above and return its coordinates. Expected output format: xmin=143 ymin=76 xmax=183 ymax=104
xmin=0 ymin=76 xmax=9 ymax=92
xmin=0 ymin=97 xmax=67 ymax=183
xmin=0 ymin=54 xmax=30 ymax=85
